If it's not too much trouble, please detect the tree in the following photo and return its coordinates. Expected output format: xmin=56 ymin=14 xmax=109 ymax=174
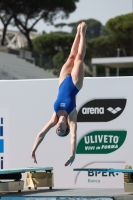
xmin=100 ymin=25 xmax=109 ymax=36
xmin=32 ymin=32 xmax=90 ymax=75
xmin=106 ymin=13 xmax=132 ymax=55
xmin=0 ymin=0 xmax=30 ymax=46
xmin=33 ymin=32 xmax=75 ymax=53
xmin=54 ymin=23 xmax=67 ymax=31
xmin=86 ymin=13 xmax=133 ymax=76
xmin=88 ymin=35 xmax=118 ymax=58
xmin=106 ymin=13 xmax=132 ymax=37
xmin=0 ymin=0 xmax=15 ymax=45
xmin=87 ymin=13 xmax=132 ymax=59
xmin=32 ymin=33 xmax=74 ymax=74
xmin=1 ymin=0 xmax=78 ymax=51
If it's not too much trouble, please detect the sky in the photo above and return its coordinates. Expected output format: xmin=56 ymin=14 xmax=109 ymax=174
xmin=0 ymin=0 xmax=132 ymax=34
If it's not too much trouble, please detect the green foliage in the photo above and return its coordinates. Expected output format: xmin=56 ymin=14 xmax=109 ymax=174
xmin=32 ymin=33 xmax=75 ymax=73
xmin=53 ymin=51 xmax=65 ymax=69
xmin=32 ymin=13 xmax=132 ymax=77
xmin=88 ymin=35 xmax=118 ymax=58
xmin=100 ymin=26 xmax=109 ymax=36
xmin=33 ymin=32 xmax=74 ymax=57
xmin=105 ymin=13 xmax=132 ymax=56
xmin=51 ymin=31 xmax=70 ymax=34
xmin=88 ymin=13 xmax=132 ymax=59
xmin=32 ymin=32 xmax=90 ymax=72
xmin=106 ymin=13 xmax=132 ymax=39
xmin=88 ymin=13 xmax=133 ymax=76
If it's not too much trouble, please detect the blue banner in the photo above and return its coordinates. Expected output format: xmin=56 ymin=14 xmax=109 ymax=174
xmin=0 ymin=139 xmax=4 ymax=153
xmin=0 ymin=126 xmax=3 ymax=136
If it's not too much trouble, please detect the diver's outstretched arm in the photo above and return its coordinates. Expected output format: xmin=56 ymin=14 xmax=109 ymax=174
xmin=65 ymin=120 xmax=77 ymax=166
xmin=31 ymin=113 xmax=57 ymax=163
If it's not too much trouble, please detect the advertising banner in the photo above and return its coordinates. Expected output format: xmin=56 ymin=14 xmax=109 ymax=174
xmin=0 ymin=108 xmax=9 ymax=169
xmin=0 ymin=77 xmax=132 ymax=189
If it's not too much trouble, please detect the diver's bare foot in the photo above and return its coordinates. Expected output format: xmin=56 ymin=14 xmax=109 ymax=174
xmin=80 ymin=21 xmax=87 ymax=35
xmin=77 ymin=23 xmax=81 ymax=34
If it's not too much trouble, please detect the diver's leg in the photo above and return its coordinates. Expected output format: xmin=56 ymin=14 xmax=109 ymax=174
xmin=58 ymin=24 xmax=81 ymax=85
xmin=69 ymin=23 xmax=81 ymax=58
xmin=71 ymin=22 xmax=87 ymax=90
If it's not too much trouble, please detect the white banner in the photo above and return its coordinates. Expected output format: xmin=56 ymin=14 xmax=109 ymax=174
xmin=0 ymin=77 xmax=132 ymax=188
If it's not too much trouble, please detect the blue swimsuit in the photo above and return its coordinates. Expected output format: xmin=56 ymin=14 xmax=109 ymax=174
xmin=54 ymin=75 xmax=79 ymax=115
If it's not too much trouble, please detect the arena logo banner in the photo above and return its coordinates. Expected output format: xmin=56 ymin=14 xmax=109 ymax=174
xmin=77 ymin=99 xmax=127 ymax=122
xmin=76 ymin=130 xmax=127 ymax=154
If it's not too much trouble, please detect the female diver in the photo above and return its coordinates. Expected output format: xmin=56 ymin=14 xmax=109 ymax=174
xmin=31 ymin=21 xmax=87 ymax=166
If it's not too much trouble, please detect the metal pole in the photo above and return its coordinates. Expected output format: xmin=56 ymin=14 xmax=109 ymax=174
xmin=116 ymin=48 xmax=120 ymax=76
xmin=92 ymin=65 xmax=96 ymax=77
xmin=116 ymin=68 xmax=119 ymax=76
xmin=39 ymin=54 xmax=42 ymax=68
xmin=117 ymin=48 xmax=121 ymax=57
xmin=105 ymin=67 xmax=110 ymax=76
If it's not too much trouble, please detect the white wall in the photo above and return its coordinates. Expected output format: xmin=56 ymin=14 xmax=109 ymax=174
xmin=0 ymin=77 xmax=133 ymax=188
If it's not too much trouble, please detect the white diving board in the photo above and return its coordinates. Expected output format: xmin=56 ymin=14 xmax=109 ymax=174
xmin=0 ymin=167 xmax=53 ymax=174
xmin=0 ymin=167 xmax=54 ymax=192
xmin=73 ymin=168 xmax=133 ymax=173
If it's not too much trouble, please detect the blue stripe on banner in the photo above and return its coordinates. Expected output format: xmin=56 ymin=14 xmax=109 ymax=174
xmin=0 ymin=140 xmax=4 ymax=153
xmin=1 ymin=118 xmax=3 ymax=124
xmin=0 ymin=127 xmax=3 ymax=136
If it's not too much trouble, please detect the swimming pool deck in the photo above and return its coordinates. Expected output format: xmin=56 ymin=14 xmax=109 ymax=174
xmin=0 ymin=188 xmax=133 ymax=200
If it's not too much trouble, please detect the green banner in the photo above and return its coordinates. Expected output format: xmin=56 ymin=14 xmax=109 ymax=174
xmin=76 ymin=131 xmax=127 ymax=154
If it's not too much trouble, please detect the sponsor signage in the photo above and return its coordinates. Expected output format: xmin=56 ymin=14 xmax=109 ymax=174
xmin=88 ymin=170 xmax=119 ymax=177
xmin=76 ymin=131 xmax=127 ymax=154
xmin=77 ymin=99 xmax=127 ymax=122
xmin=0 ymin=118 xmax=4 ymax=169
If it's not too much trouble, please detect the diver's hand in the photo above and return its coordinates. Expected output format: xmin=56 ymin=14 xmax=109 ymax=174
xmin=31 ymin=151 xmax=37 ymax=163
xmin=65 ymin=156 xmax=75 ymax=166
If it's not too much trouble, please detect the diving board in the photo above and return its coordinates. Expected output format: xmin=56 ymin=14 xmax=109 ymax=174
xmin=0 ymin=167 xmax=54 ymax=192
xmin=73 ymin=168 xmax=133 ymax=173
xmin=0 ymin=167 xmax=53 ymax=174
xmin=74 ymin=168 xmax=133 ymax=193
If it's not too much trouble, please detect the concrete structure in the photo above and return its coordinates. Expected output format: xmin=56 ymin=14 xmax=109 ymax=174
xmin=91 ymin=57 xmax=133 ymax=76
xmin=0 ymin=51 xmax=57 ymax=79
xmin=0 ymin=188 xmax=133 ymax=200
xmin=0 ymin=29 xmax=38 ymax=49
